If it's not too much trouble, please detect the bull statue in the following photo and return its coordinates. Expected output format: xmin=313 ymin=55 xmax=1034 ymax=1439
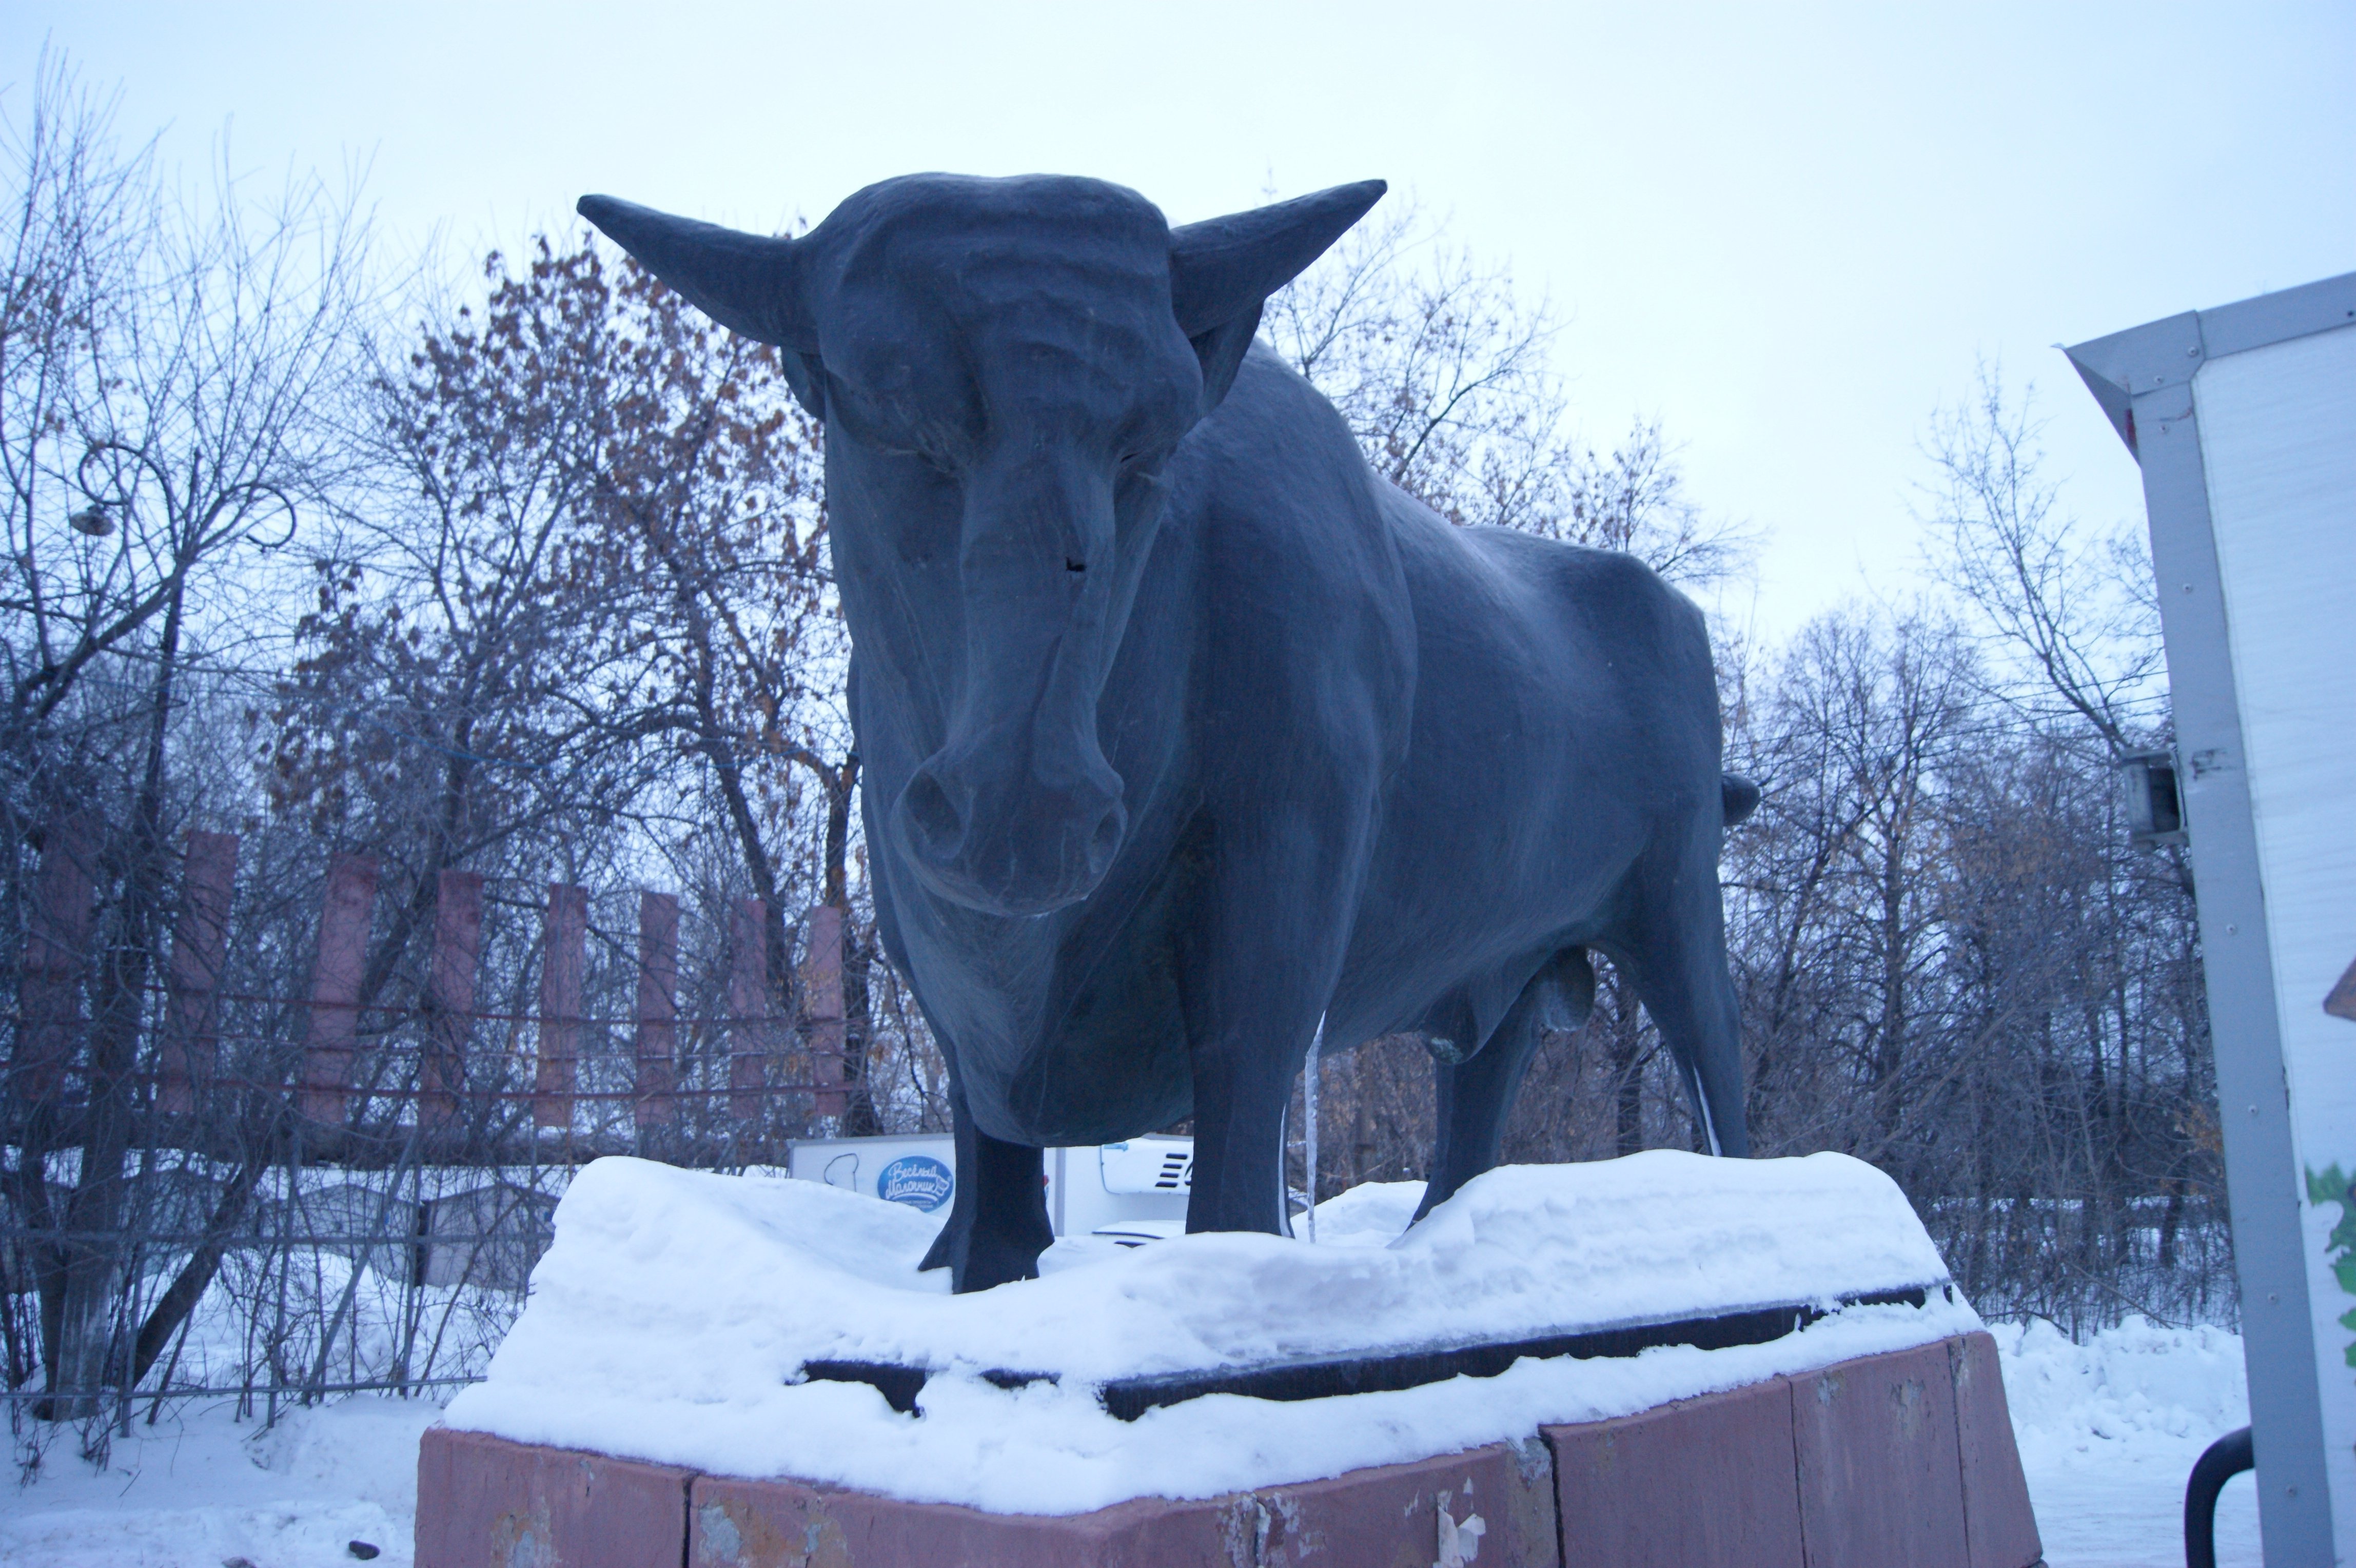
xmin=579 ymin=175 xmax=1760 ymax=1292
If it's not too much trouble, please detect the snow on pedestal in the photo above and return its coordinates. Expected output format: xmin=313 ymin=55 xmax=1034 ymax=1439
xmin=440 ymin=1149 xmax=1981 ymax=1516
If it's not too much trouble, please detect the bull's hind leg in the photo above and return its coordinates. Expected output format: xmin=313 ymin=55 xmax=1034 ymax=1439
xmin=1609 ymin=838 xmax=1750 ymax=1159
xmin=1415 ymin=949 xmax=1595 ymax=1220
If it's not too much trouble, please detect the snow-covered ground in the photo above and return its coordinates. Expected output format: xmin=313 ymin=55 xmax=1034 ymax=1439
xmin=0 ymin=1161 xmax=2265 ymax=1566
xmin=0 ymin=1393 xmax=442 ymax=1568
xmin=2000 ymin=1315 xmax=2261 ymax=1568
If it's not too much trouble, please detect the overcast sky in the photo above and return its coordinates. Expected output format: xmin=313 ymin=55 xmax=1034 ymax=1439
xmin=9 ymin=2 xmax=2352 ymax=639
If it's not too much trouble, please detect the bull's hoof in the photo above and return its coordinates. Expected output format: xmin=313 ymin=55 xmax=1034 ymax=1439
xmin=917 ymin=1222 xmax=1047 ymax=1293
xmin=951 ymin=1246 xmax=1042 ymax=1293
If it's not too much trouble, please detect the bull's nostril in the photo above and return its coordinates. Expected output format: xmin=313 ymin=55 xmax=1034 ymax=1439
xmin=900 ymin=771 xmax=965 ymax=858
xmin=1085 ymin=803 xmax=1124 ymax=871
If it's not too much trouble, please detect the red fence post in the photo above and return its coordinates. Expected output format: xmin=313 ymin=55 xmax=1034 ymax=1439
xmin=634 ymin=892 xmax=678 ymax=1127
xmin=15 ymin=812 xmax=99 ymax=1106
xmin=804 ymin=904 xmax=847 ymax=1119
xmin=300 ymin=853 xmax=379 ymax=1124
xmin=535 ymin=883 xmax=587 ymax=1131
xmin=420 ymin=870 xmax=484 ymax=1132
xmin=728 ymin=897 xmax=768 ymax=1124
xmin=158 ymin=830 xmax=239 ymax=1115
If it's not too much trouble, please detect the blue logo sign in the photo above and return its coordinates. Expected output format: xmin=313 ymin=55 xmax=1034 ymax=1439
xmin=876 ymin=1154 xmax=954 ymax=1213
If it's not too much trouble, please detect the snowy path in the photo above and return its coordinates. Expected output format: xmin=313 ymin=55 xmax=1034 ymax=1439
xmin=2031 ymin=1447 xmax=2260 ymax=1568
xmin=0 ymin=1316 xmax=2263 ymax=1567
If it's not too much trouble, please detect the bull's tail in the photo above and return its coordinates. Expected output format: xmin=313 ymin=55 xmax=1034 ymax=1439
xmin=1721 ymin=773 xmax=1761 ymax=828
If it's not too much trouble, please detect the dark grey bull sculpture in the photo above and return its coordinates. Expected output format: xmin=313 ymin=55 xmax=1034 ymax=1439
xmin=579 ymin=175 xmax=1760 ymax=1292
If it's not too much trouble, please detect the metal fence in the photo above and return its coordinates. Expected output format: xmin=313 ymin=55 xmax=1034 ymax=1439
xmin=2 ymin=822 xmax=859 ymax=1457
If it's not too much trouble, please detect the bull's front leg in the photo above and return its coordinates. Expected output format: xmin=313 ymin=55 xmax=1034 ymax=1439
xmin=1176 ymin=813 xmax=1370 ymax=1237
xmin=1181 ymin=1018 xmax=1311 ymax=1235
xmin=918 ymin=1069 xmax=1054 ymax=1292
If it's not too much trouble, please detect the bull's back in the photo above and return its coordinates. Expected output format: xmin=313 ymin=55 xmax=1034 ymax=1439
xmin=1335 ymin=486 xmax=1722 ymax=1037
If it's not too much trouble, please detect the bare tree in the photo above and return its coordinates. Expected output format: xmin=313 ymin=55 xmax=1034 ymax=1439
xmin=1913 ymin=365 xmax=2217 ymax=1325
xmin=281 ymin=233 xmax=890 ymax=1138
xmin=275 ymin=240 xmax=656 ymax=1011
xmin=1264 ymin=199 xmax=1754 ymax=584
xmin=561 ymin=243 xmax=842 ymax=965
xmin=0 ymin=55 xmax=371 ymax=1433
xmin=1731 ymin=606 xmax=1978 ymax=1156
xmin=1920 ymin=364 xmax=2165 ymax=753
xmin=547 ymin=239 xmax=873 ymax=1128
xmin=1262 ymin=200 xmax=1558 ymax=527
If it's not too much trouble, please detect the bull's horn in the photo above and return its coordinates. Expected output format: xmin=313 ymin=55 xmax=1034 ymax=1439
xmin=1167 ymin=180 xmax=1386 ymax=337
xmin=576 ymin=194 xmax=813 ymax=350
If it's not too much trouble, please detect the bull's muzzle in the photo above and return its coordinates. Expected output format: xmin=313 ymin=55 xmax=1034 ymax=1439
xmin=894 ymin=748 xmax=1127 ymax=917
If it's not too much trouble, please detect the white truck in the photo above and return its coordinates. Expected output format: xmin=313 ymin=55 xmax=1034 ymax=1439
xmin=785 ymin=1133 xmax=1193 ymax=1245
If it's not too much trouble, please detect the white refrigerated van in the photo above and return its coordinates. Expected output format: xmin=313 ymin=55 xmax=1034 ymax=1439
xmin=786 ymin=1133 xmax=1193 ymax=1244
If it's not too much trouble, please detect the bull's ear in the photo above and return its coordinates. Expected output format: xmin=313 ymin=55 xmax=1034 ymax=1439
xmin=577 ymin=194 xmax=826 ymax=415
xmin=1167 ymin=180 xmax=1386 ymax=409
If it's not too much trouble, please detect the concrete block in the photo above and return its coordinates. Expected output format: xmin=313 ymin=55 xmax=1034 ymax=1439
xmin=688 ymin=1441 xmax=1557 ymax=1567
xmin=418 ymin=1335 xmax=2037 ymax=1567
xmin=1251 ymin=1441 xmax=1559 ymax=1567
xmin=1792 ymin=1341 xmax=1968 ymax=1568
xmin=416 ymin=1426 xmax=693 ymax=1568
xmin=691 ymin=1472 xmax=1254 ymax=1567
xmin=1949 ymin=1331 xmax=2043 ymax=1568
xmin=1547 ymin=1377 xmax=1802 ymax=1567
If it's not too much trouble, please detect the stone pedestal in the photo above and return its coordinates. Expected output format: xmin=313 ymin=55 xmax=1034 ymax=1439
xmin=416 ymin=1330 xmax=2039 ymax=1568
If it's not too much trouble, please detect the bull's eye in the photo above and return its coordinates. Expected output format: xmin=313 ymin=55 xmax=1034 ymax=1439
xmin=1065 ymin=558 xmax=1087 ymax=574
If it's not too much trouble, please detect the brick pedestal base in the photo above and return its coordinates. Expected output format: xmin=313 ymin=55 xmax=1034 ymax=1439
xmin=416 ymin=1331 xmax=2039 ymax=1568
